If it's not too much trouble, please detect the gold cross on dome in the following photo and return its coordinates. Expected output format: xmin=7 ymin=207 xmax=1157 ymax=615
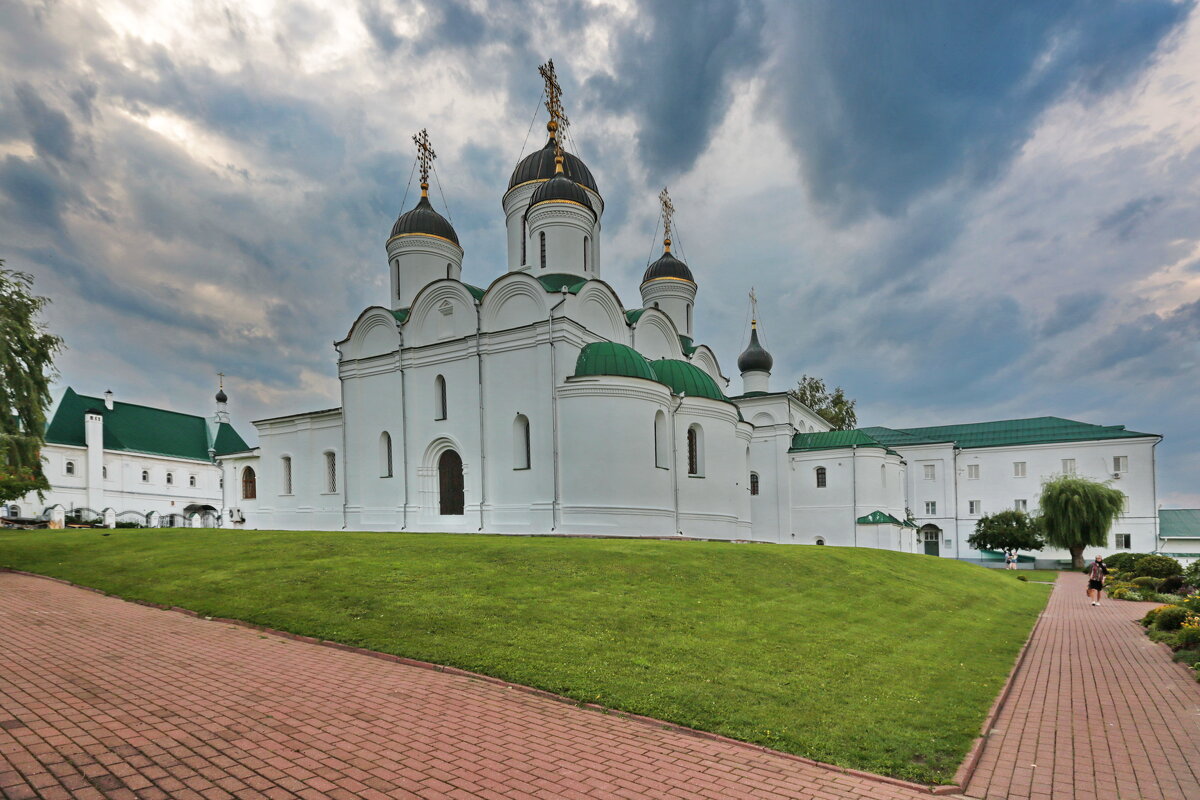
xmin=539 ymin=59 xmax=569 ymax=143
xmin=217 ymin=371 xmax=225 ymax=389
xmin=412 ymin=128 xmax=436 ymax=186
xmin=659 ymin=187 xmax=675 ymax=244
xmin=749 ymin=288 xmax=758 ymax=326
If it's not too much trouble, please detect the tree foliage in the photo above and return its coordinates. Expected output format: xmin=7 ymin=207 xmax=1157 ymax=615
xmin=0 ymin=263 xmax=63 ymax=504
xmin=790 ymin=374 xmax=858 ymax=431
xmin=1038 ymin=475 xmax=1126 ymax=569
xmin=967 ymin=510 xmax=1045 ymax=553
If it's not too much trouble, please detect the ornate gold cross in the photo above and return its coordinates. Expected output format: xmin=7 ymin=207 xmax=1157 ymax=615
xmin=659 ymin=187 xmax=675 ymax=245
xmin=412 ymin=128 xmax=436 ymax=187
xmin=539 ymin=59 xmax=569 ymax=151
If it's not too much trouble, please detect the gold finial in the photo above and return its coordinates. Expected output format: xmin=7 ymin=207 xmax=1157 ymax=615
xmin=412 ymin=128 xmax=436 ymax=197
xmin=659 ymin=187 xmax=675 ymax=252
xmin=539 ymin=59 xmax=569 ymax=159
xmin=217 ymin=371 xmax=225 ymax=389
xmin=749 ymin=288 xmax=758 ymax=328
xmin=554 ymin=154 xmax=564 ymax=174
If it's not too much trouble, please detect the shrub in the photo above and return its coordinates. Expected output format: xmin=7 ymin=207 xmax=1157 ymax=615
xmin=1154 ymin=605 xmax=1190 ymax=631
xmin=1108 ymin=587 xmax=1134 ymax=600
xmin=1104 ymin=552 xmax=1146 ymax=572
xmin=1159 ymin=576 xmax=1185 ymax=595
xmin=1142 ymin=606 xmax=1166 ymax=627
xmin=1172 ymin=648 xmax=1200 ymax=666
xmin=1175 ymin=625 xmax=1200 ymax=650
xmin=1133 ymin=554 xmax=1183 ymax=579
xmin=1132 ymin=576 xmax=1159 ymax=590
xmin=1182 ymin=559 xmax=1200 ymax=585
xmin=1017 ymin=575 xmax=1028 ymax=582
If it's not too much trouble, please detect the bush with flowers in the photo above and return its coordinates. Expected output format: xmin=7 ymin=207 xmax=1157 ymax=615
xmin=1140 ymin=599 xmax=1200 ymax=682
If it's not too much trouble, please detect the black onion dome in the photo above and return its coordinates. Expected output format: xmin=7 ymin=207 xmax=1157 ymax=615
xmin=215 ymin=388 xmax=228 ymax=404
xmin=737 ymin=327 xmax=774 ymax=373
xmin=509 ymin=137 xmax=599 ymax=194
xmin=529 ymin=172 xmax=594 ymax=215
xmin=642 ymin=249 xmax=694 ymax=283
xmin=390 ymin=194 xmax=460 ymax=245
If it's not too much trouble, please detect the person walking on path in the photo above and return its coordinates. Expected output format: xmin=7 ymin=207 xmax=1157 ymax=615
xmin=1086 ymin=555 xmax=1109 ymax=605
xmin=1005 ymin=550 xmax=1017 ymax=570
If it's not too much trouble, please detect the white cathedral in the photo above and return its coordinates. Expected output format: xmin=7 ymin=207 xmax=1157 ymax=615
xmin=208 ymin=65 xmax=1161 ymax=561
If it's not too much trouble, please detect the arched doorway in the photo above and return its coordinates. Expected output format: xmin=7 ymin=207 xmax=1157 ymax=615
xmin=919 ymin=524 xmax=941 ymax=556
xmin=438 ymin=450 xmax=464 ymax=515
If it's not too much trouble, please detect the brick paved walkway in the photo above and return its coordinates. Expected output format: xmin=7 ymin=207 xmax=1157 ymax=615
xmin=964 ymin=571 xmax=1200 ymax=800
xmin=0 ymin=572 xmax=930 ymax=800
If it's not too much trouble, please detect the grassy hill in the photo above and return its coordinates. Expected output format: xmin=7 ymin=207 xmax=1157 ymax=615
xmin=0 ymin=530 xmax=1050 ymax=783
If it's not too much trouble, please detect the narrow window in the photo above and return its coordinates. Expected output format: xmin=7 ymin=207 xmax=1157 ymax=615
xmin=687 ymin=425 xmax=703 ymax=476
xmin=101 ymin=465 xmax=108 ymax=480
xmin=539 ymin=231 xmax=546 ymax=268
xmin=513 ymin=415 xmax=531 ymax=469
xmin=1013 ymin=461 xmax=1026 ymax=477
xmin=925 ymin=501 xmax=937 ymax=515
xmin=969 ymin=500 xmax=981 ymax=515
xmin=1115 ymin=533 xmax=1131 ymax=549
xmin=282 ymin=456 xmax=293 ymax=494
xmin=521 ymin=215 xmax=527 ymax=264
xmin=750 ymin=472 xmax=760 ymax=496
xmin=189 ymin=475 xmax=197 ymax=488
xmin=242 ymin=467 xmax=257 ymax=500
xmin=1113 ymin=455 xmax=1128 ymax=473
xmin=65 ymin=460 xmax=75 ymax=476
xmin=166 ymin=472 xmax=174 ymax=486
xmin=686 ymin=303 xmax=692 ymax=334
xmin=380 ymin=433 xmax=393 ymax=477
xmin=446 ymin=262 xmax=452 ymax=279
xmin=583 ymin=236 xmax=589 ymax=271
xmin=967 ymin=464 xmax=980 ymax=480
xmin=1061 ymin=458 xmax=1076 ymax=475
xmin=325 ymin=452 xmax=337 ymax=493
xmin=1015 ymin=498 xmax=1027 ymax=512
xmin=1121 ymin=493 xmax=1130 ymax=514
xmin=815 ymin=466 xmax=827 ymax=488
xmin=141 ymin=469 xmax=149 ymax=483
xmin=923 ymin=464 xmax=936 ymax=480
xmin=434 ymin=375 xmax=447 ymax=420
xmin=654 ymin=411 xmax=668 ymax=468
xmin=881 ymin=464 xmax=886 ymax=487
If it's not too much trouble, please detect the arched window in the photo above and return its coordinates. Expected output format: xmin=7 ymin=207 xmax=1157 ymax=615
xmin=241 ymin=466 xmax=257 ymax=500
xmin=8 ymin=505 xmax=19 ymax=517
xmin=687 ymin=425 xmax=704 ymax=476
xmin=654 ymin=410 xmax=668 ymax=469
xmin=380 ymin=433 xmax=393 ymax=477
xmin=141 ymin=469 xmax=149 ymax=483
xmin=166 ymin=472 xmax=174 ymax=486
xmin=65 ymin=460 xmax=75 ymax=476
xmin=539 ymin=231 xmax=546 ymax=268
xmin=750 ymin=472 xmax=760 ymax=496
xmin=583 ymin=236 xmax=590 ymax=271
xmin=686 ymin=303 xmax=692 ymax=334
xmin=189 ymin=475 xmax=197 ymax=488
xmin=521 ymin=215 xmax=527 ymax=264
xmin=324 ymin=451 xmax=337 ymax=493
xmin=513 ymin=414 xmax=531 ymax=469
xmin=434 ymin=375 xmax=447 ymax=420
xmin=446 ymin=262 xmax=452 ymax=279
xmin=102 ymin=465 xmax=108 ymax=480
xmin=881 ymin=464 xmax=887 ymax=487
xmin=281 ymin=456 xmax=292 ymax=494
xmin=815 ymin=537 xmax=826 ymax=546
xmin=815 ymin=466 xmax=827 ymax=488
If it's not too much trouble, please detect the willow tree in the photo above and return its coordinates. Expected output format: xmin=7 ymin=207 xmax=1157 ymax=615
xmin=0 ymin=262 xmax=63 ymax=504
xmin=1038 ymin=475 xmax=1126 ymax=568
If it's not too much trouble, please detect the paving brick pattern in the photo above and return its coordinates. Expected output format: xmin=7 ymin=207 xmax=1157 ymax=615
xmin=0 ymin=572 xmax=929 ymax=800
xmin=965 ymin=571 xmax=1200 ymax=800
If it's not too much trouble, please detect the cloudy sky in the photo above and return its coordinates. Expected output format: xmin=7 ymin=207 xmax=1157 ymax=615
xmin=2 ymin=0 xmax=1198 ymax=506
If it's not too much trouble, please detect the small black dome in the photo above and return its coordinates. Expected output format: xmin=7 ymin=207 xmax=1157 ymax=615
xmin=509 ymin=137 xmax=599 ymax=194
xmin=529 ymin=172 xmax=595 ymax=215
xmin=642 ymin=248 xmax=694 ymax=283
xmin=215 ymin=388 xmax=228 ymax=404
xmin=390 ymin=193 xmax=460 ymax=245
xmin=737 ymin=327 xmax=773 ymax=373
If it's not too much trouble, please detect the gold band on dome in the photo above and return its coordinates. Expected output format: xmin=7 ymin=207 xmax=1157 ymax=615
xmin=640 ymin=276 xmax=696 ymax=285
xmin=530 ymin=198 xmax=594 ymax=212
xmin=386 ymin=232 xmax=464 ymax=248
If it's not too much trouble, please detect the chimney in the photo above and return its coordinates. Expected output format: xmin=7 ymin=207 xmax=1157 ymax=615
xmin=104 ymin=390 xmax=114 ymax=411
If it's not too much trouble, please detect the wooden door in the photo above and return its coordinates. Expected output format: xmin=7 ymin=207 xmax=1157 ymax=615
xmin=438 ymin=450 xmax=464 ymax=515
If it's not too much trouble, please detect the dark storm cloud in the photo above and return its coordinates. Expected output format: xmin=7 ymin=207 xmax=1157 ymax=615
xmin=1097 ymin=195 xmax=1168 ymax=240
xmin=1078 ymin=299 xmax=1200 ymax=379
xmin=358 ymin=0 xmax=404 ymax=54
xmin=1041 ymin=291 xmax=1106 ymax=337
xmin=586 ymin=0 xmax=767 ymax=177
xmin=14 ymin=82 xmax=77 ymax=163
xmin=0 ymin=155 xmax=75 ymax=235
xmin=767 ymin=0 xmax=1192 ymax=218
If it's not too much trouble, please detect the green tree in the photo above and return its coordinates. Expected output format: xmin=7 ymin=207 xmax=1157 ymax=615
xmin=1 ymin=262 xmax=63 ymax=504
xmin=1038 ymin=475 xmax=1126 ymax=569
xmin=790 ymin=374 xmax=858 ymax=431
xmin=967 ymin=509 xmax=1045 ymax=553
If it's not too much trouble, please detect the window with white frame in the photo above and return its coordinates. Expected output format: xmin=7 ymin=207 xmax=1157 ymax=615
xmin=687 ymin=425 xmax=704 ymax=476
xmin=969 ymin=500 xmax=981 ymax=515
xmin=281 ymin=456 xmax=293 ymax=494
xmin=1013 ymin=461 xmax=1026 ymax=478
xmin=750 ymin=472 xmax=760 ymax=496
xmin=1061 ymin=458 xmax=1076 ymax=475
xmin=166 ymin=472 xmax=174 ymax=486
xmin=65 ymin=460 xmax=75 ymax=476
xmin=1121 ymin=493 xmax=1130 ymax=514
xmin=324 ymin=452 xmax=337 ymax=493
xmin=1015 ymin=499 xmax=1027 ymax=512
xmin=967 ymin=464 xmax=980 ymax=480
xmin=924 ymin=501 xmax=937 ymax=515
xmin=923 ymin=464 xmax=936 ymax=480
xmin=1114 ymin=533 xmax=1131 ymax=549
xmin=1113 ymin=455 xmax=1128 ymax=473
xmin=141 ymin=469 xmax=149 ymax=482
xmin=189 ymin=475 xmax=196 ymax=488
xmin=815 ymin=466 xmax=827 ymax=488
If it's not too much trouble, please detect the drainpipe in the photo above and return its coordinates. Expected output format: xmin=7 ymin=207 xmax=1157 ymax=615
xmin=399 ymin=348 xmax=410 ymax=530
xmin=1151 ymin=435 xmax=1162 ymax=553
xmin=476 ymin=301 xmax=487 ymax=532
xmin=548 ymin=288 xmax=569 ymax=531
xmin=952 ymin=446 xmax=962 ymax=561
xmin=339 ymin=348 xmax=349 ymax=530
xmin=851 ymin=444 xmax=857 ymax=547
xmin=671 ymin=394 xmax=685 ymax=535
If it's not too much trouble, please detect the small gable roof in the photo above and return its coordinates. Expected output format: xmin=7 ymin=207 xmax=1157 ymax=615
xmin=790 ymin=429 xmax=892 ymax=453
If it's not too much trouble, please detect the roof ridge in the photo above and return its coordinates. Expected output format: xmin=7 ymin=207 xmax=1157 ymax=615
xmin=67 ymin=389 xmax=209 ymax=423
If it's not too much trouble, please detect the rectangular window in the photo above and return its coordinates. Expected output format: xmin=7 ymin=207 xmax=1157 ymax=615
xmin=969 ymin=500 xmax=980 ymax=515
xmin=65 ymin=460 xmax=75 ymax=476
xmin=325 ymin=452 xmax=337 ymax=493
xmin=1015 ymin=499 xmax=1028 ymax=512
xmin=923 ymin=464 xmax=936 ymax=480
xmin=924 ymin=501 xmax=937 ymax=515
xmin=1061 ymin=458 xmax=1076 ymax=475
xmin=1013 ymin=461 xmax=1026 ymax=478
xmin=1114 ymin=533 xmax=1131 ymax=549
xmin=282 ymin=456 xmax=293 ymax=495
xmin=1122 ymin=494 xmax=1130 ymax=514
xmin=967 ymin=464 xmax=980 ymax=480
xmin=1113 ymin=455 xmax=1128 ymax=473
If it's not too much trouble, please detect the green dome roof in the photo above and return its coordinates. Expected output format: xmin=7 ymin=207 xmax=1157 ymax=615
xmin=651 ymin=359 xmax=726 ymax=401
xmin=574 ymin=342 xmax=658 ymax=382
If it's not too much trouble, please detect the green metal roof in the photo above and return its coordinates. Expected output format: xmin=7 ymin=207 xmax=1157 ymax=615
xmin=1159 ymin=509 xmax=1200 ymax=539
xmin=573 ymin=342 xmax=659 ymax=383
xmin=392 ymin=308 xmax=410 ymax=324
xmin=678 ymin=335 xmax=698 ymax=356
xmin=857 ymin=510 xmax=903 ymax=525
xmin=789 ymin=429 xmax=888 ymax=453
xmin=651 ymin=359 xmax=727 ymax=401
xmin=536 ymin=273 xmax=588 ymax=295
xmin=625 ymin=309 xmax=646 ymax=324
xmin=464 ymin=284 xmax=486 ymax=301
xmin=860 ymin=417 xmax=1158 ymax=450
xmin=44 ymin=388 xmax=249 ymax=462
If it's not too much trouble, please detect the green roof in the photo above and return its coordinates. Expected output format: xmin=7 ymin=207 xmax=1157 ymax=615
xmin=573 ymin=342 xmax=659 ymax=383
xmin=536 ymin=273 xmax=588 ymax=295
xmin=651 ymin=359 xmax=727 ymax=401
xmin=860 ymin=417 xmax=1158 ymax=450
xmin=857 ymin=510 xmax=903 ymax=525
xmin=789 ymin=429 xmax=889 ymax=453
xmin=625 ymin=309 xmax=646 ymax=324
xmin=1159 ymin=509 xmax=1200 ymax=539
xmin=392 ymin=308 xmax=410 ymax=324
xmin=464 ymin=284 xmax=486 ymax=301
xmin=678 ymin=335 xmax=698 ymax=356
xmin=44 ymin=388 xmax=249 ymax=462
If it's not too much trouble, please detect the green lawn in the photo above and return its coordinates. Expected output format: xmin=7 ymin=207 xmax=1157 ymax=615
xmin=0 ymin=530 xmax=1050 ymax=784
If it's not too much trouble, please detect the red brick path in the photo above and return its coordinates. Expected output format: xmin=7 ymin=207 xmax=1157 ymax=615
xmin=0 ymin=572 xmax=930 ymax=800
xmin=964 ymin=571 xmax=1200 ymax=800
